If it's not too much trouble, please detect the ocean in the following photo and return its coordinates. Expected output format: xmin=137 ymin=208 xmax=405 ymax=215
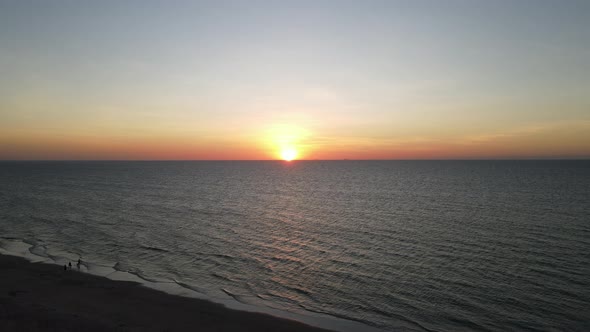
xmin=0 ymin=160 xmax=588 ymax=331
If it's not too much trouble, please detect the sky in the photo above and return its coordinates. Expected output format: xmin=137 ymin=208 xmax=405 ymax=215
xmin=1 ymin=0 xmax=589 ymax=160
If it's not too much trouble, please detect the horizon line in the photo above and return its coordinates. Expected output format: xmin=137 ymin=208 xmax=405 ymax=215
xmin=1 ymin=158 xmax=589 ymax=162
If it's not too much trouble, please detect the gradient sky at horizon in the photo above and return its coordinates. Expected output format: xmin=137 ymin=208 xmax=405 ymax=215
xmin=1 ymin=0 xmax=589 ymax=160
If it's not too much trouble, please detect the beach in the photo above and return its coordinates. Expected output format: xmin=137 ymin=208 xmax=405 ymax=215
xmin=0 ymin=254 xmax=332 ymax=332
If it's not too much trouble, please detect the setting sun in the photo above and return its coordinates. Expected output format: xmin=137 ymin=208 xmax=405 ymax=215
xmin=265 ymin=124 xmax=308 ymax=161
xmin=281 ymin=148 xmax=298 ymax=161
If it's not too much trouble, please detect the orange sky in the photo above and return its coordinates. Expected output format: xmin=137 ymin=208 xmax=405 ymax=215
xmin=1 ymin=120 xmax=589 ymax=160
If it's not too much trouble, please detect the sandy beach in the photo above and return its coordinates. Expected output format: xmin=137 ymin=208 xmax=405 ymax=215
xmin=0 ymin=254 xmax=333 ymax=331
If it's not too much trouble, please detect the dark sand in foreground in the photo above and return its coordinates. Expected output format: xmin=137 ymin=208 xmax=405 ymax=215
xmin=0 ymin=255 xmax=333 ymax=331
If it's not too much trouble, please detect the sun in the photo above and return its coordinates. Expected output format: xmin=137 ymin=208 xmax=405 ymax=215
xmin=281 ymin=148 xmax=298 ymax=161
xmin=266 ymin=124 xmax=308 ymax=161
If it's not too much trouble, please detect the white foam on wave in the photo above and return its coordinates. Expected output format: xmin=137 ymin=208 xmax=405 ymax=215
xmin=0 ymin=238 xmax=50 ymax=263
xmin=0 ymin=237 xmax=387 ymax=332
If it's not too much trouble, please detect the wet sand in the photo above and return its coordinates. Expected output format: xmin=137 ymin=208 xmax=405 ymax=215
xmin=0 ymin=254 xmax=333 ymax=331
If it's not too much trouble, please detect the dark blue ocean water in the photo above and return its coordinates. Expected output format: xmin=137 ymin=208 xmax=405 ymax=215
xmin=0 ymin=161 xmax=589 ymax=331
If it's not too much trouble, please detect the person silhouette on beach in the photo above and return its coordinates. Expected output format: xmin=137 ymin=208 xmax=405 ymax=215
xmin=77 ymin=259 xmax=81 ymax=270
xmin=63 ymin=264 xmax=67 ymax=271
xmin=68 ymin=262 xmax=72 ymax=270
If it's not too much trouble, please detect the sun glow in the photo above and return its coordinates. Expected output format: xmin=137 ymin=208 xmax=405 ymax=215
xmin=281 ymin=148 xmax=298 ymax=161
xmin=264 ymin=124 xmax=309 ymax=161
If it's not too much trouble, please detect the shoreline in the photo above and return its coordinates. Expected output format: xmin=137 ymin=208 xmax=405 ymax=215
xmin=0 ymin=239 xmax=386 ymax=332
xmin=0 ymin=253 xmax=337 ymax=331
